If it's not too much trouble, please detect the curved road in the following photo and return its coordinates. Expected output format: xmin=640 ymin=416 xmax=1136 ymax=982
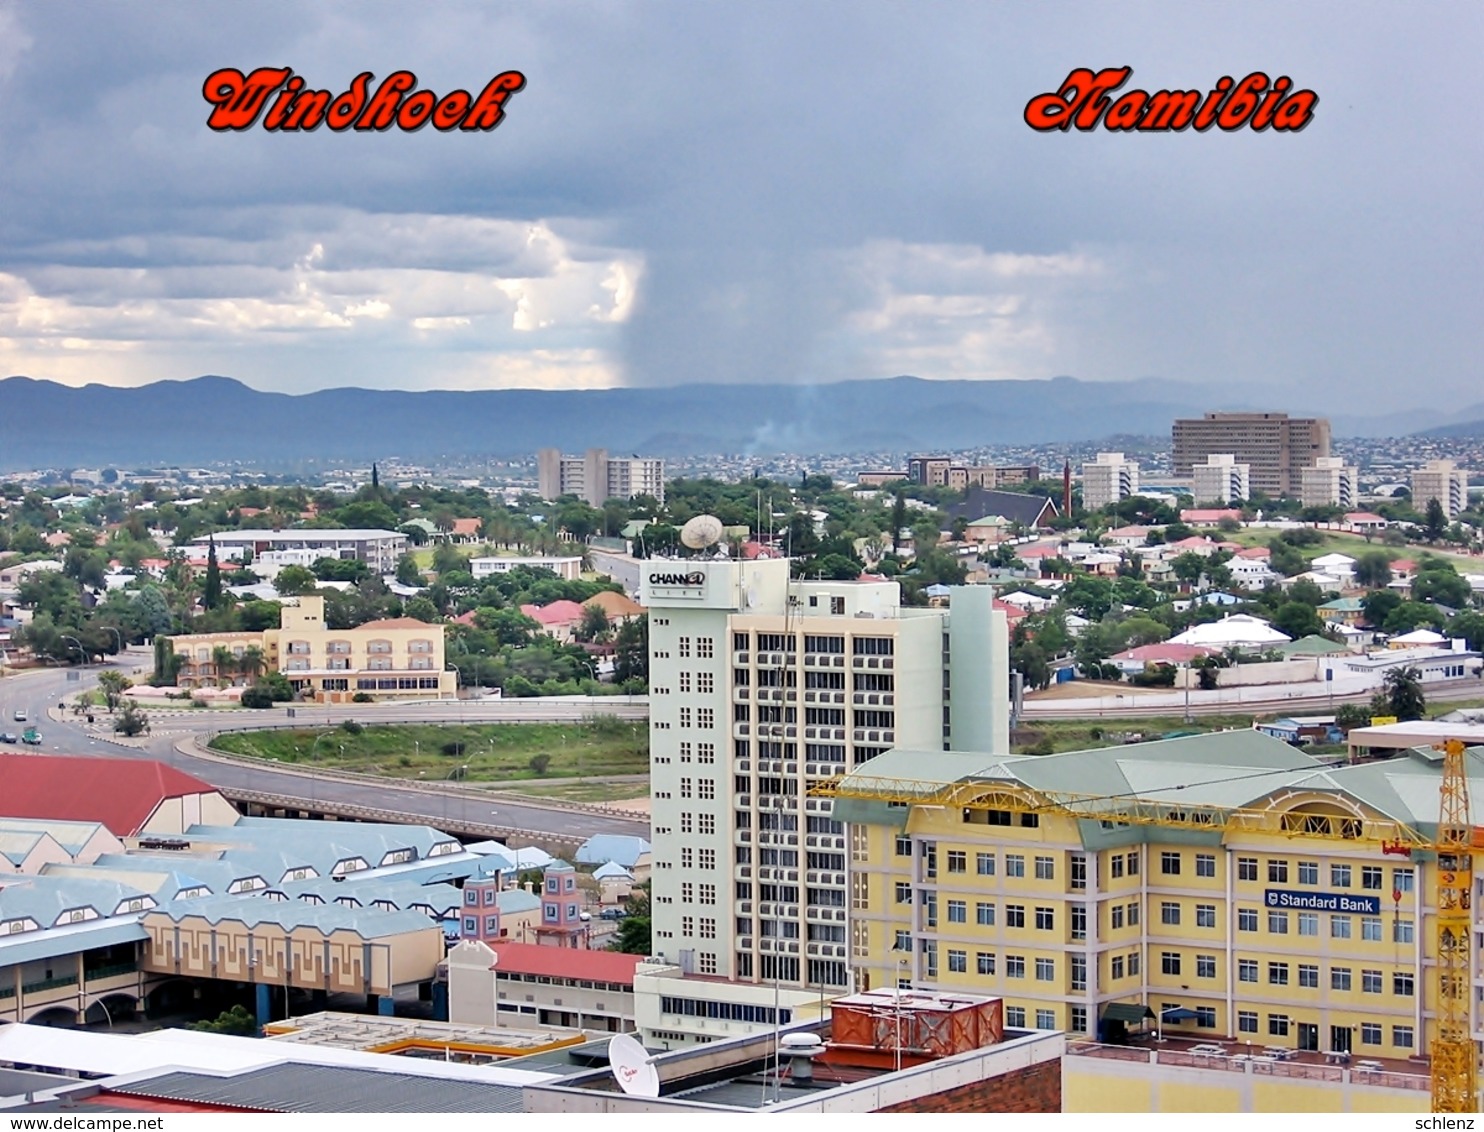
xmin=0 ymin=654 xmax=650 ymax=840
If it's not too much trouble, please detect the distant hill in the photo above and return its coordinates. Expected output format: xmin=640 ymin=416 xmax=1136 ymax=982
xmin=0 ymin=373 xmax=1467 ymax=469
xmin=1416 ymin=414 xmax=1484 ymax=439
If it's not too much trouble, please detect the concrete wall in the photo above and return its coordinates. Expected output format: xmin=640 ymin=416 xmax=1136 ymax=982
xmin=1178 ymin=659 xmax=1320 ymax=688
xmin=1064 ymin=1046 xmax=1427 ymax=1113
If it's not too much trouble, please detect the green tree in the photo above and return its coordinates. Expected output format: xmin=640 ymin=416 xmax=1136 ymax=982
xmin=1273 ymin=601 xmax=1324 ymax=640
xmin=890 ymin=492 xmax=907 ymax=553
xmin=203 ymin=537 xmax=222 ymax=610
xmin=573 ymin=603 xmax=612 ymax=643
xmin=614 ymin=615 xmax=649 ymax=685
xmin=1361 ymin=589 xmax=1402 ymax=628
xmin=188 ymin=1005 xmax=259 ymax=1036
xmin=1424 ymin=497 xmax=1448 ymax=542
xmin=395 ymin=554 xmax=423 ymax=587
xmin=113 ymin=700 xmax=151 ymax=737
xmin=1353 ymin=551 xmax=1393 ymax=589
xmin=1383 ymin=601 xmax=1446 ymax=635
xmin=96 ymin=670 xmax=132 ymax=712
xmin=1383 ymin=666 xmax=1426 ymax=721
xmin=610 ymin=882 xmax=652 ymax=955
xmin=237 ymin=645 xmax=266 ymax=683
xmin=1412 ymin=564 xmax=1470 ymax=608
xmin=273 ymin=565 xmax=318 ymax=596
xmin=1448 ymin=612 xmax=1484 ymax=652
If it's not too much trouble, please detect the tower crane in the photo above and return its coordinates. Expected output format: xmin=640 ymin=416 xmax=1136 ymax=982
xmin=816 ymin=737 xmax=1481 ymax=1112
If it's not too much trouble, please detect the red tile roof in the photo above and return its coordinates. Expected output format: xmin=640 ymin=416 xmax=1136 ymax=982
xmin=356 ymin=617 xmax=435 ymax=631
xmin=1112 ymin=643 xmax=1216 ymax=665
xmin=0 ymin=754 xmax=221 ymax=836
xmin=481 ymin=940 xmax=642 ymax=984
xmin=519 ymin=600 xmax=586 ymax=626
xmin=452 ymin=518 xmax=482 ymax=536
xmin=1180 ymin=509 xmax=1241 ymax=524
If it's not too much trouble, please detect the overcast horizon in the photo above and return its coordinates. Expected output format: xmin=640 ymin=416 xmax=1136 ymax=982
xmin=0 ymin=2 xmax=1478 ymax=407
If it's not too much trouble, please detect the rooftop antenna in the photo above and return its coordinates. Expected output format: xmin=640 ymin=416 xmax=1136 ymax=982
xmin=608 ymin=1032 xmax=660 ymax=1098
xmin=680 ymin=514 xmax=724 ymax=555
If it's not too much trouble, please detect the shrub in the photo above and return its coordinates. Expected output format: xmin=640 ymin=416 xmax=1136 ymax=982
xmin=441 ymin=740 xmax=466 ymax=757
xmin=340 ymin=720 xmax=363 ymax=735
xmin=398 ymin=755 xmax=412 ymax=767
xmin=239 ymin=685 xmax=275 ymax=709
xmin=1024 ymin=737 xmax=1055 ymax=756
xmin=528 ymin=753 xmax=553 ymax=775
xmin=352 ymin=692 xmax=374 ymax=703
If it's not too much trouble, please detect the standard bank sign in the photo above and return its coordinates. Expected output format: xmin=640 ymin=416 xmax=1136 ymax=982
xmin=1266 ymin=889 xmax=1381 ymax=915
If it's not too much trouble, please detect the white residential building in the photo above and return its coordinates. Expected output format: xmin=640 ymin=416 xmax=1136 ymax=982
xmin=639 ymin=557 xmax=1010 ymax=994
xmin=1412 ymin=459 xmax=1469 ymax=519
xmin=191 ymin=529 xmax=406 ymax=574
xmin=1299 ymin=456 xmax=1359 ymax=509
xmin=1080 ymin=452 xmax=1139 ymax=511
xmin=1190 ymin=453 xmax=1250 ymax=504
xmin=470 ymin=555 xmax=584 ymax=582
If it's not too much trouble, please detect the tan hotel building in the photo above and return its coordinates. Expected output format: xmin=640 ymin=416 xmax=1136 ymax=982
xmin=168 ymin=595 xmax=454 ymax=703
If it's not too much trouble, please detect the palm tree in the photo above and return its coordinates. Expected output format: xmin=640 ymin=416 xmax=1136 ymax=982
xmin=237 ymin=645 xmax=266 ymax=686
xmin=211 ymin=645 xmax=235 ymax=689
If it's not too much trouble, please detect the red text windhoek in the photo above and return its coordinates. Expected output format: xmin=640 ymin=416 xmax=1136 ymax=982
xmin=1024 ymin=67 xmax=1317 ymax=132
xmin=202 ymin=68 xmax=526 ymax=132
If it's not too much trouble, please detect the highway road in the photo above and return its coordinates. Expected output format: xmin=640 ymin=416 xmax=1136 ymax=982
xmin=1020 ymin=674 xmax=1484 ymax=721
xmin=0 ymin=655 xmax=650 ymax=841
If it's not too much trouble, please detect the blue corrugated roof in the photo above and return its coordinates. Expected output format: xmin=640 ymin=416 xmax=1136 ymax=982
xmin=574 ymin=834 xmax=651 ymax=868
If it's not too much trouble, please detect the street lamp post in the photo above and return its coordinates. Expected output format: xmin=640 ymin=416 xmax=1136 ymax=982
xmin=60 ymin=634 xmax=85 ymax=667
xmin=307 ymin=729 xmax=336 ymax=812
xmin=98 ymin=626 xmax=124 ymax=657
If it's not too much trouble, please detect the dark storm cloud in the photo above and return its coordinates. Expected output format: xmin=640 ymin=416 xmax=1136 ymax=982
xmin=0 ymin=0 xmax=1477 ymax=403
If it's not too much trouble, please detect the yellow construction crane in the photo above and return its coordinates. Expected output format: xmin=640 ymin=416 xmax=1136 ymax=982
xmin=815 ymin=737 xmax=1479 ymax=1112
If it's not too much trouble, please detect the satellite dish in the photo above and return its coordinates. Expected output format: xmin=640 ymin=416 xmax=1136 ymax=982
xmin=608 ymin=1032 xmax=659 ymax=1097
xmin=680 ymin=514 xmax=724 ymax=550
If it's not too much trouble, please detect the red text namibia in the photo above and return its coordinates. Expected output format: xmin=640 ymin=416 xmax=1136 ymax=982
xmin=1025 ymin=68 xmax=1317 ymax=132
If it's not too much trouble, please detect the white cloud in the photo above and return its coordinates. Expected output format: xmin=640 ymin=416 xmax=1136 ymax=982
xmin=0 ymin=211 xmax=643 ymax=387
xmin=835 ymin=240 xmax=1110 ymax=381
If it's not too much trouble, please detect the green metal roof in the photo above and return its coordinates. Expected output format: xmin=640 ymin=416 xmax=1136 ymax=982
xmin=832 ymin=731 xmax=1484 ymax=845
xmin=1278 ymin=634 xmax=1353 ymax=655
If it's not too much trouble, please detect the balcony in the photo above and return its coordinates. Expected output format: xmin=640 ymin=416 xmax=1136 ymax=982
xmin=84 ymin=963 xmax=138 ymax=982
xmin=22 ymin=973 xmax=78 ymax=995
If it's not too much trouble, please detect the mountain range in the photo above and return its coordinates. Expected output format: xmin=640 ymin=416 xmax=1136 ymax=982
xmin=0 ymin=374 xmax=1480 ymax=470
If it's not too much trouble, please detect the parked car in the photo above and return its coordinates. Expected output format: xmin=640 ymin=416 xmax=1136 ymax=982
xmin=599 ymin=907 xmax=629 ymax=921
xmin=0 ymin=732 xmax=16 ymax=744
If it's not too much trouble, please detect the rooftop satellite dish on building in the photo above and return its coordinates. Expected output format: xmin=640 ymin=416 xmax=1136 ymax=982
xmin=608 ymin=1032 xmax=660 ymax=1097
xmin=680 ymin=513 xmax=724 ymax=550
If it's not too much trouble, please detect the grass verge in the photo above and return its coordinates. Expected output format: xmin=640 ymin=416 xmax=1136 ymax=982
xmin=210 ymin=718 xmax=648 ymax=784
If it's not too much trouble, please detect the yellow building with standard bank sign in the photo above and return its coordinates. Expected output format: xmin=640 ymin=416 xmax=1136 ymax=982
xmin=832 ymin=731 xmax=1475 ymax=1070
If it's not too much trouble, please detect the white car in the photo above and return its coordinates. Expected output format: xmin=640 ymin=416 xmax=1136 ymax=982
xmin=11 ymin=710 xmax=25 ymax=722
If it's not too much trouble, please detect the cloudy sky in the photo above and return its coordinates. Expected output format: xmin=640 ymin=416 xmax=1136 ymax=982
xmin=0 ymin=1 xmax=1478 ymax=407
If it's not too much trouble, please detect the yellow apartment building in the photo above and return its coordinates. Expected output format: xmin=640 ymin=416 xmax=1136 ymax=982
xmin=168 ymin=595 xmax=455 ymax=703
xmin=833 ymin=732 xmax=1475 ymax=1067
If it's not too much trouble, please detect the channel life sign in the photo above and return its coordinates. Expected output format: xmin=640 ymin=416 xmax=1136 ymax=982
xmin=1266 ymin=889 xmax=1382 ymax=915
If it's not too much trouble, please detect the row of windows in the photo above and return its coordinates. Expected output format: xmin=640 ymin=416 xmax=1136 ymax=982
xmin=915 ymin=847 xmax=1414 ymax=890
xmin=1235 ymin=1012 xmax=1414 ymax=1048
xmin=1233 ymin=857 xmax=1409 ymax=890
xmin=1233 ymin=960 xmax=1413 ymax=995
xmin=1234 ymin=908 xmax=1406 ymax=940
xmin=676 ymin=637 xmax=716 ymax=659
